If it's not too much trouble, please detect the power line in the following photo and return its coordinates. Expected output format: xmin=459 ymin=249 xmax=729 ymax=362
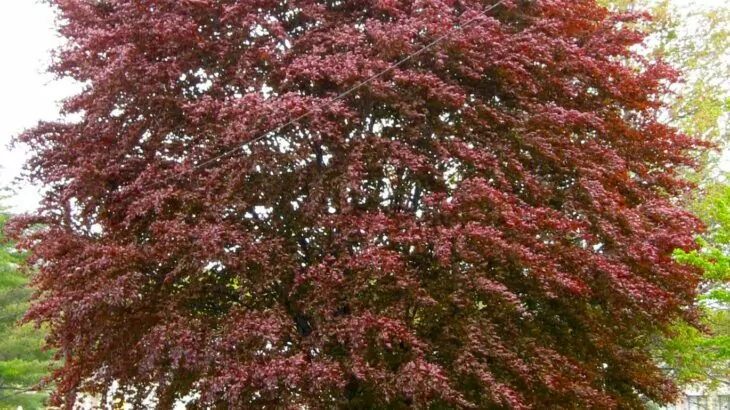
xmin=189 ymin=0 xmax=506 ymax=173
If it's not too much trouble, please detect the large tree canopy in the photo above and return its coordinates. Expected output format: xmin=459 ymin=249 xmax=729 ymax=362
xmin=13 ymin=0 xmax=707 ymax=408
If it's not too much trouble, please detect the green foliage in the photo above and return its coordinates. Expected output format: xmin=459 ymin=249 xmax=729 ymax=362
xmin=0 ymin=211 xmax=53 ymax=410
xmin=665 ymin=185 xmax=730 ymax=387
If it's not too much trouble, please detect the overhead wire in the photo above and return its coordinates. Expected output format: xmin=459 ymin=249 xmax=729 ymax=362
xmin=188 ymin=0 xmax=507 ymax=173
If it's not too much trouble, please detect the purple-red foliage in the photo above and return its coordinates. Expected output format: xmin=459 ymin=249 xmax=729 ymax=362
xmin=13 ymin=0 xmax=707 ymax=408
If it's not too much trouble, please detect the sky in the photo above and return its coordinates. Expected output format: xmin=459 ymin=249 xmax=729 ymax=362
xmin=0 ymin=0 xmax=727 ymax=213
xmin=0 ymin=1 xmax=77 ymax=212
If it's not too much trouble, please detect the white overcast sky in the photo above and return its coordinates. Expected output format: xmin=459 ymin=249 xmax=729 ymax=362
xmin=0 ymin=0 xmax=727 ymax=213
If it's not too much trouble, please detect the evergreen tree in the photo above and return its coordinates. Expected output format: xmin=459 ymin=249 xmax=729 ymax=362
xmin=0 ymin=209 xmax=53 ymax=410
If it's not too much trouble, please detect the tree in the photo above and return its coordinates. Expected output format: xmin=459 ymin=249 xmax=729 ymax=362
xmin=645 ymin=1 xmax=730 ymax=185
xmin=601 ymin=0 xmax=730 ymax=390
xmin=12 ymin=0 xmax=708 ymax=408
xmin=648 ymin=2 xmax=730 ymax=150
xmin=0 ymin=209 xmax=53 ymax=409
xmin=664 ymin=183 xmax=730 ymax=387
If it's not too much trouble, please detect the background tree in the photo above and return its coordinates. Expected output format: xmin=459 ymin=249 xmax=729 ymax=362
xmin=647 ymin=2 xmax=730 ymax=189
xmin=0 ymin=208 xmax=53 ymax=410
xmin=602 ymin=0 xmax=730 ymax=175
xmin=649 ymin=2 xmax=730 ymax=153
xmin=663 ymin=183 xmax=730 ymax=387
xmin=13 ymin=0 xmax=708 ymax=408
xmin=603 ymin=0 xmax=730 ymax=390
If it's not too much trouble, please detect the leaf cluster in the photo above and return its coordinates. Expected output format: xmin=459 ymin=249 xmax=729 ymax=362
xmin=667 ymin=184 xmax=730 ymax=387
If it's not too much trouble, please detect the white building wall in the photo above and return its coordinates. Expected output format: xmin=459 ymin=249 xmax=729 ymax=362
xmin=661 ymin=385 xmax=730 ymax=410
